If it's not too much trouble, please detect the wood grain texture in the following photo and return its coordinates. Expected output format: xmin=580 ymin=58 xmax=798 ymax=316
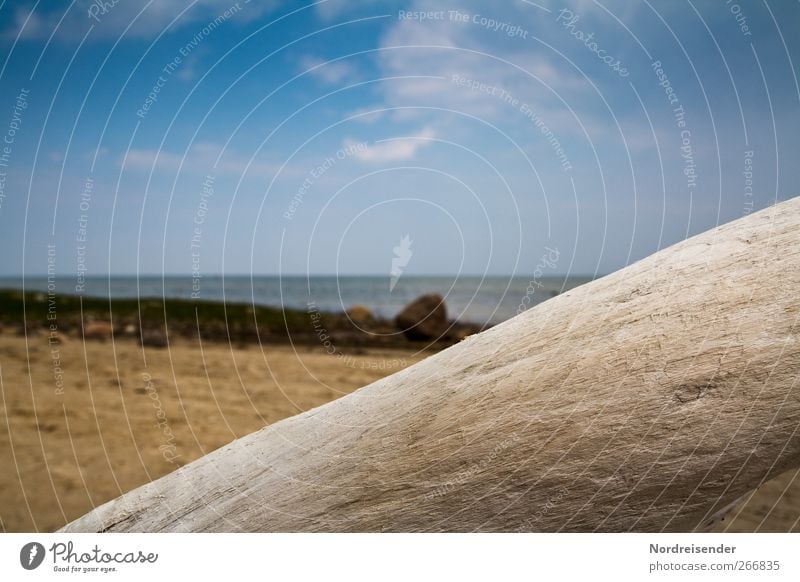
xmin=62 ymin=198 xmax=800 ymax=532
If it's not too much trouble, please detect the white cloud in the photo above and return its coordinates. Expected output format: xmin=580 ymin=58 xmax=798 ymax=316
xmin=122 ymin=142 xmax=281 ymax=177
xmin=346 ymin=126 xmax=436 ymax=163
xmin=4 ymin=7 xmax=50 ymax=41
xmin=298 ymin=54 xmax=360 ymax=85
xmin=314 ymin=0 xmax=347 ymax=22
xmin=123 ymin=148 xmax=184 ymax=172
xmin=344 ymin=106 xmax=388 ymax=124
xmin=373 ymin=0 xmax=586 ymax=125
xmin=368 ymin=0 xmax=644 ymax=154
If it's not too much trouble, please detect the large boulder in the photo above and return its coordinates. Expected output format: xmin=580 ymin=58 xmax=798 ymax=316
xmin=394 ymin=293 xmax=448 ymax=341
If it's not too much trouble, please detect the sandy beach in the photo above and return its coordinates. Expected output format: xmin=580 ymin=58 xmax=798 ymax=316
xmin=1 ymin=325 xmax=798 ymax=532
xmin=1 ymin=4 xmax=798 ymax=578
xmin=0 ymin=329 xmax=424 ymax=532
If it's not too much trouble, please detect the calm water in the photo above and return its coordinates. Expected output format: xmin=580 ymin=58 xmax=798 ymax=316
xmin=0 ymin=275 xmax=595 ymax=324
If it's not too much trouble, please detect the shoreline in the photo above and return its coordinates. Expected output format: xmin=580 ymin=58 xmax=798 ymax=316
xmin=0 ymin=273 xmax=592 ymax=326
xmin=0 ymin=288 xmax=486 ymax=351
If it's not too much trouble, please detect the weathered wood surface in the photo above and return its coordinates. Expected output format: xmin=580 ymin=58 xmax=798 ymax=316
xmin=62 ymin=199 xmax=800 ymax=532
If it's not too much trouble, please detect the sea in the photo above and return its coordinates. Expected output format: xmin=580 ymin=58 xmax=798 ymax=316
xmin=0 ymin=275 xmax=595 ymax=325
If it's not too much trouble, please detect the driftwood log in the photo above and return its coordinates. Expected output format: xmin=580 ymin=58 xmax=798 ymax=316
xmin=63 ymin=199 xmax=800 ymax=532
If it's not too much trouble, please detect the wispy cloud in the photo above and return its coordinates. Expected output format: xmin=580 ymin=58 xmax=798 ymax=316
xmin=314 ymin=0 xmax=348 ymax=22
xmin=369 ymin=0 xmax=650 ymax=155
xmin=345 ymin=126 xmax=436 ymax=163
xmin=298 ymin=54 xmax=360 ymax=85
xmin=123 ymin=148 xmax=184 ymax=173
xmin=374 ymin=0 xmax=586 ymax=126
xmin=345 ymin=106 xmax=388 ymax=124
xmin=122 ymin=142 xmax=281 ymax=177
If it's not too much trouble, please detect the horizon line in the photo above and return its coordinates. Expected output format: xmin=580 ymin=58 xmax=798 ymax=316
xmin=0 ymin=272 xmax=603 ymax=279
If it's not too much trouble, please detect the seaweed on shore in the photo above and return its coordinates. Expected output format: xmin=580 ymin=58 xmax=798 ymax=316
xmin=0 ymin=289 xmax=480 ymax=349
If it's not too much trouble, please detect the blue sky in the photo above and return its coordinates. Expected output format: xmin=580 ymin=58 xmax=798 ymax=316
xmin=0 ymin=0 xmax=797 ymax=277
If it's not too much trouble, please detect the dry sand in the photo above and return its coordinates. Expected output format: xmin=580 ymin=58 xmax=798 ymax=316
xmin=0 ymin=330 xmax=423 ymax=532
xmin=0 ymin=330 xmax=797 ymax=532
